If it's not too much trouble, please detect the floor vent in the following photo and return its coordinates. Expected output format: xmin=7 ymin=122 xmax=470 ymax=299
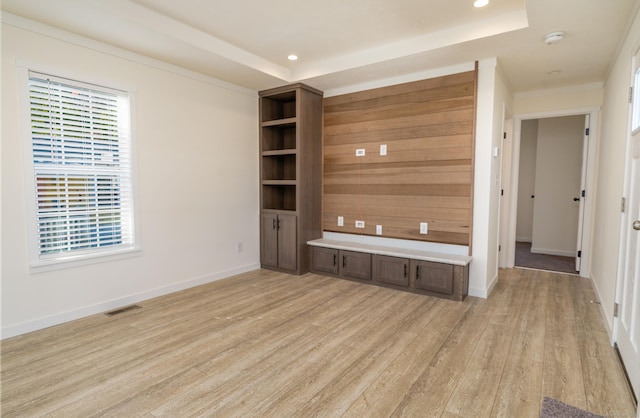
xmin=104 ymin=304 xmax=142 ymax=317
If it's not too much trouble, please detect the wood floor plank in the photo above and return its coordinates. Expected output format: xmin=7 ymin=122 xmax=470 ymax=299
xmin=570 ymin=275 xmax=637 ymax=417
xmin=388 ymin=281 xmax=511 ymax=417
xmin=541 ymin=271 xmax=588 ymax=410
xmin=489 ymin=269 xmax=550 ymax=417
xmin=341 ymin=300 xmax=469 ymax=418
xmin=1 ymin=268 xmax=635 ymax=418
xmin=444 ymin=268 xmax=530 ymax=417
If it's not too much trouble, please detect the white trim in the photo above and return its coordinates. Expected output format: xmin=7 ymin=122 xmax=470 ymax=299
xmin=29 ymin=248 xmax=142 ymax=274
xmin=516 ymin=237 xmax=532 ymax=242
xmin=0 ymin=262 xmax=261 ymax=340
xmin=530 ymin=247 xmax=576 ymax=258
xmin=1 ymin=12 xmax=257 ymax=97
xmin=469 ymin=272 xmax=498 ymax=298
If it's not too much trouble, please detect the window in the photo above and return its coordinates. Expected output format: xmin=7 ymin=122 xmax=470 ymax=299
xmin=26 ymin=71 xmax=136 ymax=267
xmin=632 ymin=66 xmax=640 ymax=133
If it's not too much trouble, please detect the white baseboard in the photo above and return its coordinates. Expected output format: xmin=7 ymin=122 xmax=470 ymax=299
xmin=530 ymin=247 xmax=575 ymax=258
xmin=469 ymin=271 xmax=499 ymax=299
xmin=1 ymin=262 xmax=261 ymax=340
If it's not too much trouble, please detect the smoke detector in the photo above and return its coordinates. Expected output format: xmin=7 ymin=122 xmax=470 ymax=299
xmin=544 ymin=31 xmax=565 ymax=45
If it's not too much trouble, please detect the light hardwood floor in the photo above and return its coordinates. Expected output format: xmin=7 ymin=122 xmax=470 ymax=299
xmin=1 ymin=268 xmax=636 ymax=417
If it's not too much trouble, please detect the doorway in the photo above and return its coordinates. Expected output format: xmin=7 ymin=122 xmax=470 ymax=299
xmin=501 ymin=108 xmax=598 ymax=279
xmin=514 ymin=115 xmax=585 ymax=274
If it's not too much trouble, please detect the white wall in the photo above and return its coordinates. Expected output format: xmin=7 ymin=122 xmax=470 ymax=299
xmin=514 ymin=85 xmax=604 ymax=115
xmin=516 ymin=120 xmax=538 ymax=241
xmin=470 ymin=58 xmax=512 ymax=297
xmin=594 ymin=9 xmax=640 ymax=332
xmin=532 ymin=116 xmax=584 ymax=257
xmin=1 ymin=22 xmax=260 ymax=338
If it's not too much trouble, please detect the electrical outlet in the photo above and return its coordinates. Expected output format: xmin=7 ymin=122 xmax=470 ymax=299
xmin=355 ymin=148 xmax=365 ymax=156
xmin=380 ymin=144 xmax=387 ymax=156
xmin=420 ymin=222 xmax=428 ymax=234
xmin=337 ymin=216 xmax=344 ymax=227
xmin=376 ymin=225 xmax=382 ymax=235
xmin=355 ymin=220 xmax=365 ymax=228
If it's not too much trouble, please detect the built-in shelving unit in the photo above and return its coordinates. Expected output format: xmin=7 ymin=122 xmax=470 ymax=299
xmin=259 ymin=84 xmax=323 ymax=274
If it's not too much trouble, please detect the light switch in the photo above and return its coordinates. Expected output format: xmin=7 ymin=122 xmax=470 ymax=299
xmin=376 ymin=225 xmax=383 ymax=235
xmin=420 ymin=222 xmax=428 ymax=234
xmin=380 ymin=144 xmax=387 ymax=156
xmin=337 ymin=216 xmax=344 ymax=227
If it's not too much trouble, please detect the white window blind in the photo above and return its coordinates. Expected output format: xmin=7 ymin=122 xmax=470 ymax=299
xmin=28 ymin=71 xmax=134 ymax=262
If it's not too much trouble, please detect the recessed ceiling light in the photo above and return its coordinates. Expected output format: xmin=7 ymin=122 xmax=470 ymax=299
xmin=288 ymin=54 xmax=298 ymax=61
xmin=474 ymin=0 xmax=489 ymax=7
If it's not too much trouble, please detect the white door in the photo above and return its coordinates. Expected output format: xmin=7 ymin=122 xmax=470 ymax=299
xmin=614 ymin=49 xmax=640 ymax=400
xmin=575 ymin=115 xmax=590 ymax=272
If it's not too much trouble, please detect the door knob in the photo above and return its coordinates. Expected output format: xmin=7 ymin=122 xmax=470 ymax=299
xmin=633 ymin=220 xmax=640 ymax=231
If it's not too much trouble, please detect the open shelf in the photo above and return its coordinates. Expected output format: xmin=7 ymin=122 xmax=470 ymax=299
xmin=262 ymin=123 xmax=297 ymax=152
xmin=262 ymin=184 xmax=296 ymax=211
xmin=261 ymin=91 xmax=296 ymax=122
xmin=262 ymin=154 xmax=296 ymax=181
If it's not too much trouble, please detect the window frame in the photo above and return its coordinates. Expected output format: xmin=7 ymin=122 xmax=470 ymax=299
xmin=19 ymin=67 xmax=140 ymax=271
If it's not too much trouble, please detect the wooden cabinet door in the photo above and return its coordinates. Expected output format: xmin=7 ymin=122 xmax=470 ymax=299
xmin=339 ymin=250 xmax=371 ymax=281
xmin=277 ymin=213 xmax=297 ymax=272
xmin=261 ymin=213 xmax=278 ymax=268
xmin=311 ymin=247 xmax=338 ymax=274
xmin=413 ymin=260 xmax=453 ymax=295
xmin=373 ymin=255 xmax=409 ymax=287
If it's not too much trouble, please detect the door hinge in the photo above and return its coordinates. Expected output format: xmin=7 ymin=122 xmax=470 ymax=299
xmin=501 ymin=189 xmax=504 ymax=196
xmin=503 ymin=132 xmax=507 ymax=139
xmin=581 ymin=189 xmax=586 ymax=198
xmin=585 ymin=128 xmax=590 ymax=136
xmin=577 ymin=250 xmax=582 ymax=258
xmin=499 ymin=245 xmax=502 ymax=252
xmin=629 ymin=87 xmax=633 ymax=104
xmin=614 ymin=303 xmax=619 ymax=317
xmin=621 ymin=197 xmax=626 ymax=213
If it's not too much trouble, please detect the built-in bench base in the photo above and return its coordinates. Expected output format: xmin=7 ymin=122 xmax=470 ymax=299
xmin=307 ymin=239 xmax=472 ymax=301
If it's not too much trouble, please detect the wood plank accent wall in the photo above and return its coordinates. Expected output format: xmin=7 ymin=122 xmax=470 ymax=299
xmin=323 ymin=69 xmax=477 ymax=247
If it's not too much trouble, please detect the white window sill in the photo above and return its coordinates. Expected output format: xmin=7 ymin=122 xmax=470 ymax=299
xmin=29 ymin=247 xmax=142 ymax=274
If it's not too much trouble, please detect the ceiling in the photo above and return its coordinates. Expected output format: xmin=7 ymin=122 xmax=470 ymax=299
xmin=1 ymin=0 xmax=638 ymax=94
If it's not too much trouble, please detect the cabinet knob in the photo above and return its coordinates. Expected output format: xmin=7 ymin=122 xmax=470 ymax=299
xmin=416 ymin=265 xmax=420 ymax=280
xmin=342 ymin=256 xmax=346 ymax=268
xmin=404 ymin=264 xmax=407 ymax=278
xmin=333 ymin=254 xmax=336 ymax=266
xmin=272 ymin=218 xmax=276 ymax=229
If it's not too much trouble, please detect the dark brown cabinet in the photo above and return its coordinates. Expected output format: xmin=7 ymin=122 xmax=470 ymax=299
xmin=261 ymin=213 xmax=297 ymax=272
xmin=259 ymin=84 xmax=323 ymax=274
xmin=373 ymin=255 xmax=410 ymax=287
xmin=308 ymin=244 xmax=469 ymax=301
xmin=339 ymin=250 xmax=372 ymax=281
xmin=413 ymin=260 xmax=453 ymax=295
xmin=309 ymin=247 xmax=371 ymax=280
xmin=310 ymin=247 xmax=338 ymax=274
